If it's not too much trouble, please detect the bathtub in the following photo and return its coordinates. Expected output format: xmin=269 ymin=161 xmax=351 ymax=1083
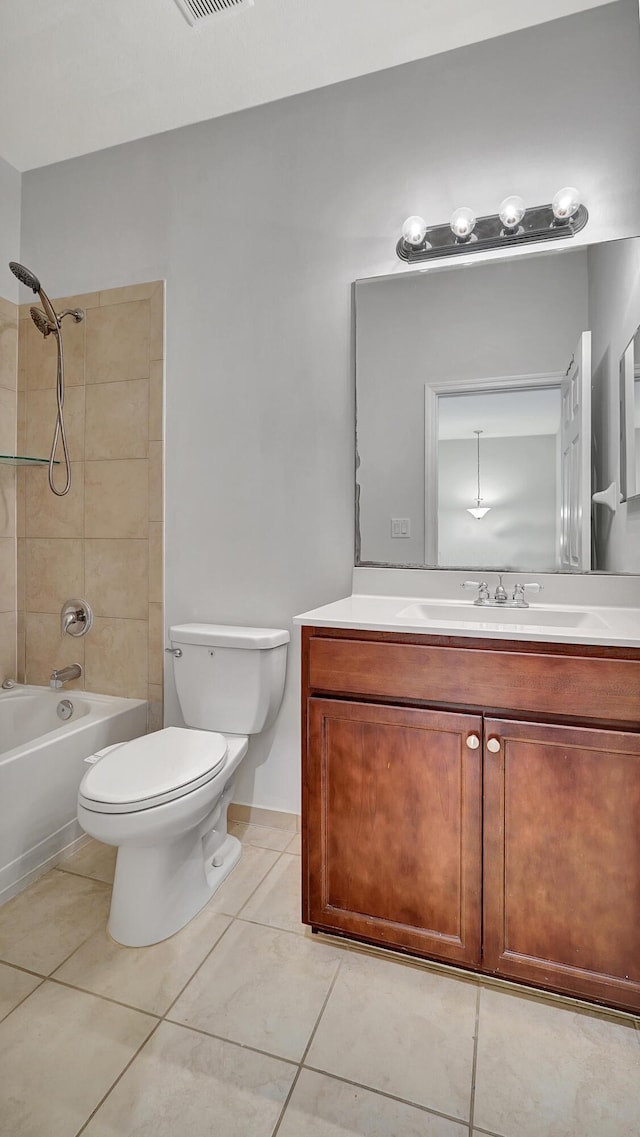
xmin=0 ymin=685 xmax=147 ymax=904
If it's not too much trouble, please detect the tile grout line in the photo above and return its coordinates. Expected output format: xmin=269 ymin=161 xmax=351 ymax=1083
xmin=159 ymin=915 xmax=237 ymax=1021
xmin=161 ymin=1018 xmax=300 ymax=1068
xmin=0 ymin=974 xmax=47 ymax=1027
xmin=269 ymin=956 xmax=345 ymax=1137
xmin=468 ymin=985 xmax=482 ymax=1134
xmin=73 ymin=1018 xmax=163 ymax=1137
xmin=300 ymin=1063 xmax=473 ymax=1130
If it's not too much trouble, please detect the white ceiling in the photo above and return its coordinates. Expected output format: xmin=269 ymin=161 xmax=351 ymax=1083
xmin=0 ymin=0 xmax=610 ymax=172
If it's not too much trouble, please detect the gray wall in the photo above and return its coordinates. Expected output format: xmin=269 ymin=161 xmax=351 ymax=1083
xmin=356 ymin=252 xmax=587 ymax=564
xmin=589 ymin=236 xmax=640 ymax=570
xmin=0 ymin=155 xmax=21 ymax=302
xmin=438 ymin=435 xmax=558 ymax=570
xmin=16 ymin=0 xmax=640 ymax=812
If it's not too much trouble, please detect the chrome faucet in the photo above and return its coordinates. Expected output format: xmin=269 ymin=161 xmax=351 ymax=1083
xmin=49 ymin=663 xmax=82 ymax=689
xmin=462 ymin=577 xmax=543 ymax=608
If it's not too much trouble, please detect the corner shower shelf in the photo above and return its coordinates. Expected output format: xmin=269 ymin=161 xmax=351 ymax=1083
xmin=0 ymin=454 xmax=59 ymax=466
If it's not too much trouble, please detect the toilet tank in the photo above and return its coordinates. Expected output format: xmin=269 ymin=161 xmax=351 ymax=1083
xmin=169 ymin=623 xmax=289 ymax=734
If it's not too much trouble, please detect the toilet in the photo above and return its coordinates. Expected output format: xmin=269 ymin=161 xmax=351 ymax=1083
xmin=77 ymin=623 xmax=289 ymax=947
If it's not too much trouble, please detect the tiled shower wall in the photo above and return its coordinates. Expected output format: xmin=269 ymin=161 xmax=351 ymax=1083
xmin=0 ymin=295 xmax=18 ymax=682
xmin=16 ymin=281 xmax=164 ymax=729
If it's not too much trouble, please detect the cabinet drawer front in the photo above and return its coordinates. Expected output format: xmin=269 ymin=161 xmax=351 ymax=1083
xmin=307 ymin=636 xmax=640 ymax=723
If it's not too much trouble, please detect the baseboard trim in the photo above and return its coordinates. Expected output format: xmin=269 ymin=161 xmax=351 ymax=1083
xmin=228 ymin=803 xmax=300 ymax=832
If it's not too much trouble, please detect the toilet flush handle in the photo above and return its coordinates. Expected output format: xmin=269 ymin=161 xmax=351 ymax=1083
xmin=165 ymin=647 xmax=182 ymax=658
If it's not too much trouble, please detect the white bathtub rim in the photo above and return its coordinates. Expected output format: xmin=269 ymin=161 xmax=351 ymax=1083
xmin=0 ymin=685 xmax=148 ymax=764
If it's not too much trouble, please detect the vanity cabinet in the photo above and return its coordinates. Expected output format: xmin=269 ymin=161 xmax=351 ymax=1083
xmin=301 ymin=627 xmax=640 ymax=1013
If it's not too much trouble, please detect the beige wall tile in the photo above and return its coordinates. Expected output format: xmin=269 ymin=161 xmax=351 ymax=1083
xmin=0 ymin=611 xmax=16 ymax=684
xmin=148 ymin=522 xmax=163 ymax=604
xmin=85 ymin=617 xmax=148 ymax=698
xmin=26 ymin=461 xmax=84 ymax=538
xmin=0 ymin=301 xmax=18 ymax=390
xmin=25 ymin=611 xmax=85 ymax=688
xmin=15 ymin=467 xmax=25 ymax=538
xmin=16 ymin=609 xmax=25 ymax=682
xmin=18 ymin=319 xmax=29 ymax=392
xmin=85 ymin=538 xmax=148 ymax=619
xmin=26 ymin=386 xmax=85 ymax=462
xmin=0 ymin=537 xmax=16 ymax=613
xmin=148 ymin=441 xmax=163 ymax=522
xmin=0 ymin=387 xmax=16 ymax=453
xmin=85 ymin=378 xmax=148 ymax=460
xmin=16 ymin=537 xmax=25 ymax=611
xmin=25 ymin=538 xmax=84 ymax=614
xmin=148 ymin=601 xmax=164 ymax=686
xmin=149 ymin=360 xmax=163 ymax=441
xmin=147 ymin=683 xmax=164 ymax=733
xmin=85 ymin=300 xmax=150 ymax=385
xmin=17 ymin=390 xmax=26 ymax=452
xmin=99 ymin=282 xmax=160 ymax=306
xmin=25 ymin=312 xmax=85 ymax=389
xmin=84 ymin=460 xmax=148 ymax=538
xmin=149 ymin=284 xmax=164 ymax=362
xmin=0 ymin=466 xmax=16 ymax=538
xmin=54 ymin=291 xmax=101 ymax=311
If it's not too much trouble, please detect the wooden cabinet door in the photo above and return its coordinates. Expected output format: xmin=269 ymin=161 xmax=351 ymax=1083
xmin=483 ymin=717 xmax=640 ymax=1012
xmin=304 ymin=698 xmax=483 ymax=965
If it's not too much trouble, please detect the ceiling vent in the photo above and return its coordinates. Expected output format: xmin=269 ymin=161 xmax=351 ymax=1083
xmin=172 ymin=0 xmax=254 ymax=25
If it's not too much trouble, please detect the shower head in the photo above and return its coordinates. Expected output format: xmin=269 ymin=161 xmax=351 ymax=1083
xmin=30 ymin=306 xmax=54 ymax=337
xmin=9 ymin=261 xmax=41 ymax=293
xmin=9 ymin=259 xmax=59 ymax=329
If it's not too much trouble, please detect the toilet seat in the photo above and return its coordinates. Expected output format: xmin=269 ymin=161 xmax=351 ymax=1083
xmin=78 ymin=726 xmax=228 ymax=814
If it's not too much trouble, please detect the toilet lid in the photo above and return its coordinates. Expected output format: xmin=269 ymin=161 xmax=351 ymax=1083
xmin=79 ymin=727 xmax=228 ymax=811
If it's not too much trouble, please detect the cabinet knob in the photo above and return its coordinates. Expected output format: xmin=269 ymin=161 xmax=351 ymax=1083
xmin=466 ymin=733 xmax=480 ymax=750
xmin=486 ymin=737 xmax=501 ymax=753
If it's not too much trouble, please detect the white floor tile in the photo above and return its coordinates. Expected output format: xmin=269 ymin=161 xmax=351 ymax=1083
xmin=0 ymin=870 xmax=112 ymax=974
xmin=205 ymin=844 xmax=279 ymax=916
xmin=0 ymin=980 xmax=155 ymax=1137
xmin=278 ymin=1069 xmax=467 ymax=1137
xmin=83 ymin=1021 xmax=295 ymax=1137
xmin=57 ymin=839 xmax=117 ymax=884
xmin=54 ymin=908 xmax=231 ymax=1015
xmin=0 ymin=962 xmax=42 ymax=1023
xmin=474 ymin=987 xmax=640 ymax=1137
xmin=306 ymin=951 xmax=477 ymax=1120
xmin=240 ymin=852 xmax=304 ymax=934
xmin=170 ymin=918 xmax=343 ymax=1060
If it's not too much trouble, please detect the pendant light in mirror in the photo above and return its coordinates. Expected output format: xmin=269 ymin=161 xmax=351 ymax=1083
xmin=467 ymin=429 xmax=491 ymax=519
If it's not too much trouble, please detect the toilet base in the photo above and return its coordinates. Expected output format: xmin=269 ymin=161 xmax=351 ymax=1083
xmin=108 ymin=830 xmax=242 ymax=948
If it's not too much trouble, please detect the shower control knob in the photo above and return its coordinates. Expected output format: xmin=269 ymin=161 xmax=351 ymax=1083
xmin=486 ymin=737 xmax=501 ymax=753
xmin=466 ymin=734 xmax=480 ymax=750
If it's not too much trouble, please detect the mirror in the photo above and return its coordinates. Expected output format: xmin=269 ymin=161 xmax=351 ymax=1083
xmin=355 ymin=234 xmax=640 ymax=573
xmin=620 ymin=325 xmax=640 ymax=502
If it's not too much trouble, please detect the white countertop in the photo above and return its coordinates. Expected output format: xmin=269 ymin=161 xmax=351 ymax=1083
xmin=294 ymin=593 xmax=640 ymax=648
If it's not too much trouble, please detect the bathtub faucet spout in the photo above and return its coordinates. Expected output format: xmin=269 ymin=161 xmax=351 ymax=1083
xmin=49 ymin=663 xmax=82 ymax=689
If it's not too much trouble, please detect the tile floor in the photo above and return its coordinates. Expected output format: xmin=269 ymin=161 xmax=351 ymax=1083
xmin=0 ymin=822 xmax=639 ymax=1137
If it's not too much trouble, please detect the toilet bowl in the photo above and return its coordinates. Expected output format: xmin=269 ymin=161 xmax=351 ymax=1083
xmin=77 ymin=623 xmax=289 ymax=947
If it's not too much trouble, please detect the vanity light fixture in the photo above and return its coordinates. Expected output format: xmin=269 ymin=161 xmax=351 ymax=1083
xmin=467 ymin=430 xmax=491 ymax=520
xmin=397 ymin=187 xmax=587 ymax=263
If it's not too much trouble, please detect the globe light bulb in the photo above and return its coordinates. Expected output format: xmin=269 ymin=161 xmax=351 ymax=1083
xmin=450 ymin=207 xmax=476 ymax=242
xmin=552 ymin=186 xmax=581 ymax=222
xmin=498 ymin=195 xmax=526 ymax=232
xmin=401 ymin=215 xmax=428 ymax=247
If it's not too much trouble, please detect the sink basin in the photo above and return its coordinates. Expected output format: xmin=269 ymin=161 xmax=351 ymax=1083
xmin=396 ymin=602 xmax=608 ymax=630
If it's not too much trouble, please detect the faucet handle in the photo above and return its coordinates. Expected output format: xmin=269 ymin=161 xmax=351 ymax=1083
xmin=512 ymin=582 xmax=543 ymax=603
xmin=462 ymin=580 xmax=490 ymax=601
